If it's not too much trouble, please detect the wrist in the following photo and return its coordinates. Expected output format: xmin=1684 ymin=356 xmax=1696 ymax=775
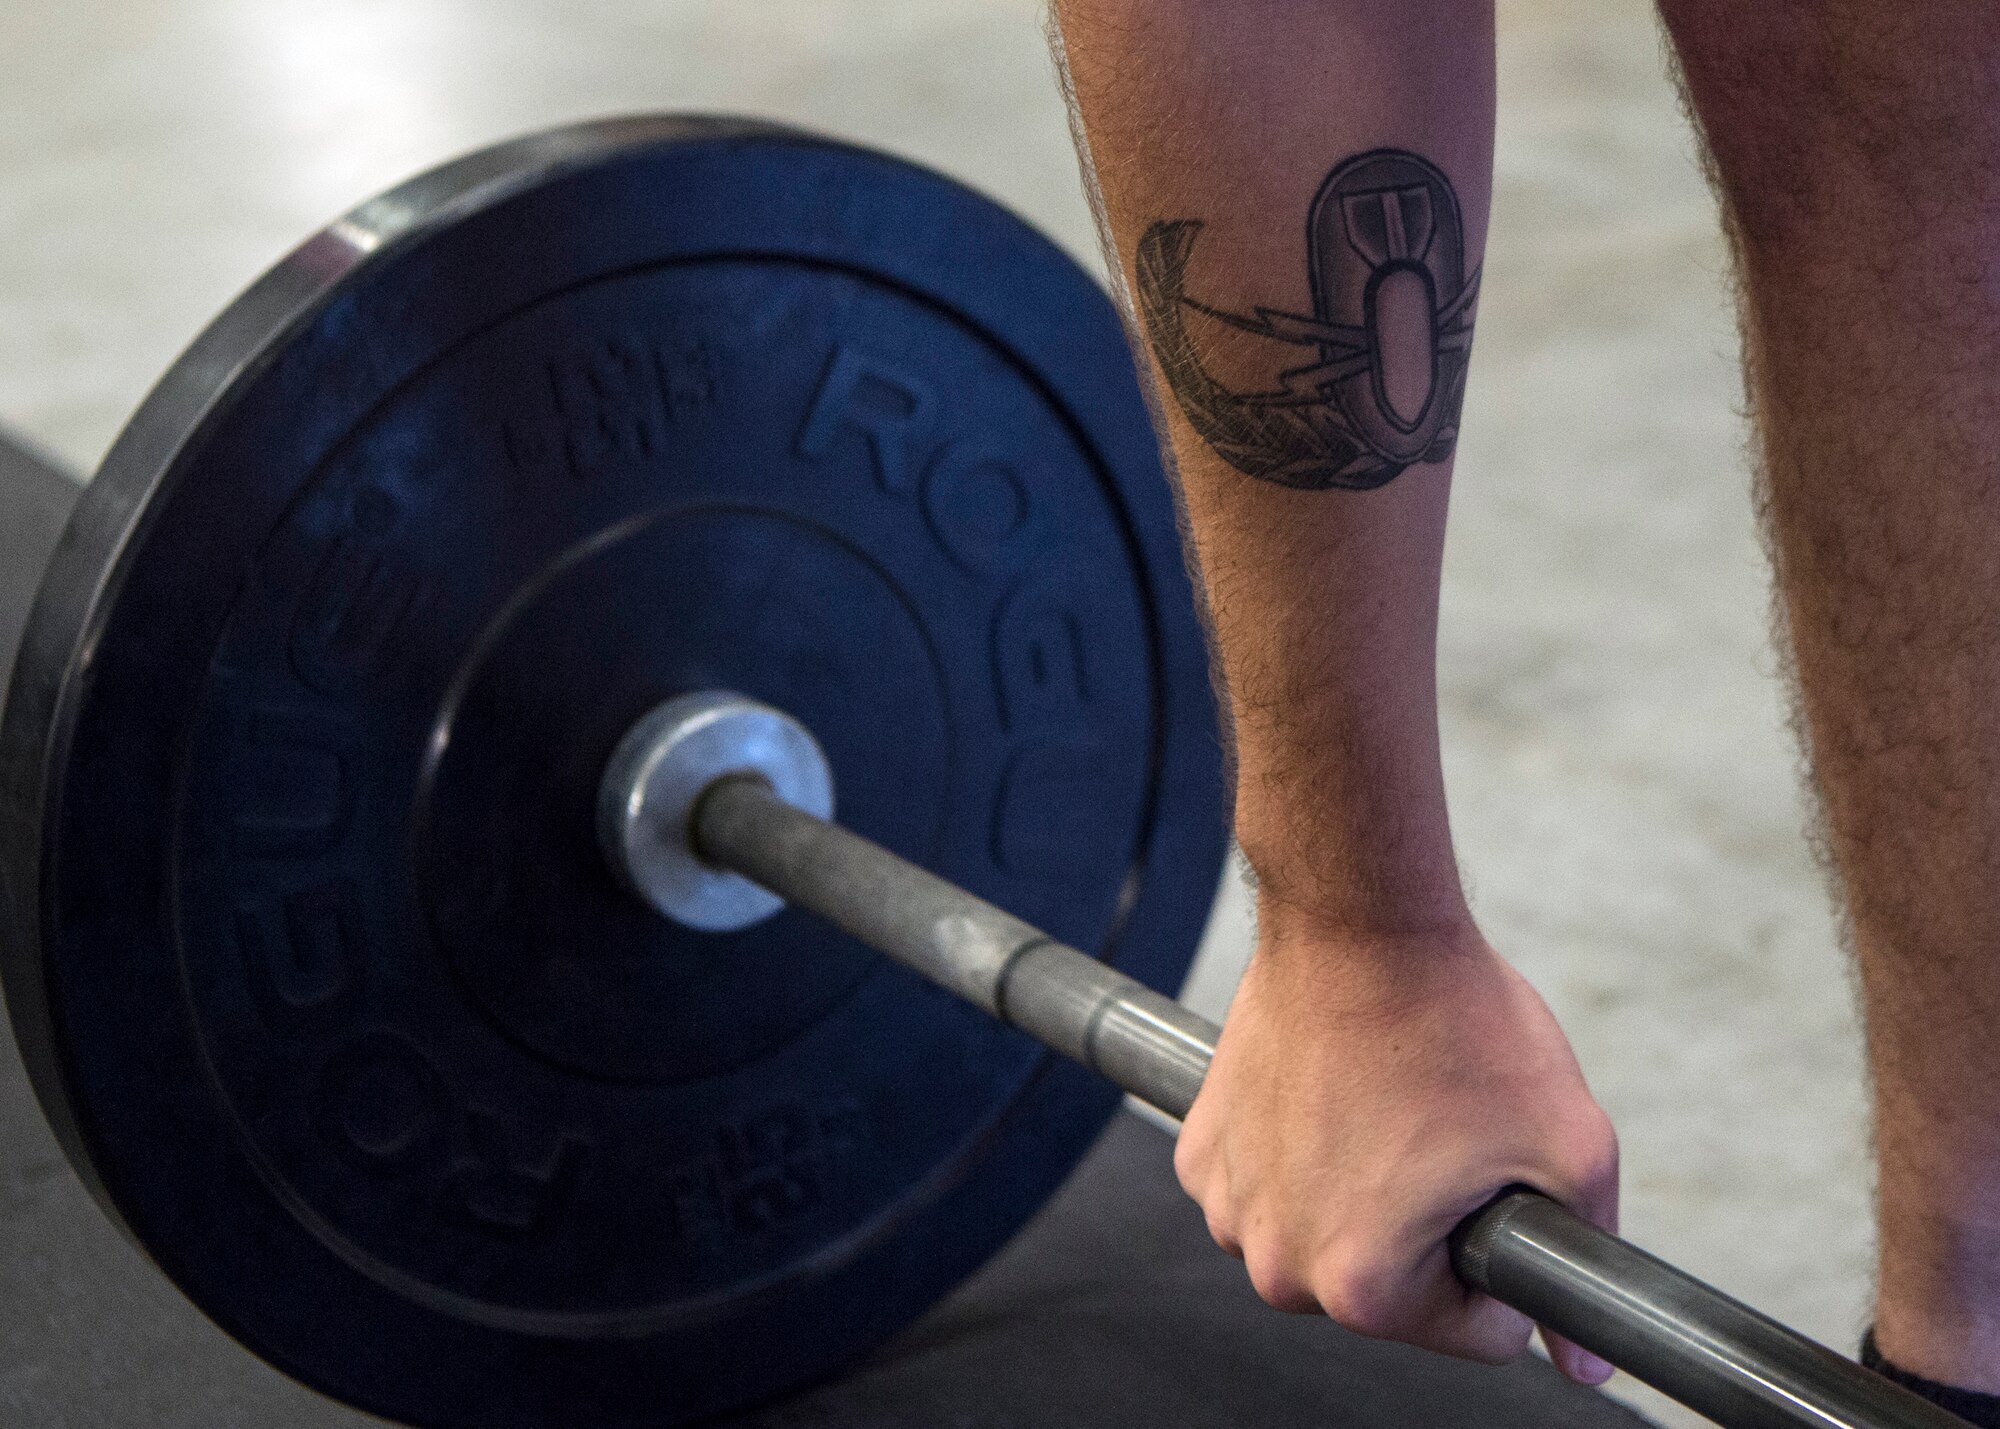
xmin=1228 ymin=716 xmax=1465 ymax=939
xmin=1236 ymin=802 xmax=1470 ymax=942
xmin=1251 ymin=876 xmax=1474 ymax=949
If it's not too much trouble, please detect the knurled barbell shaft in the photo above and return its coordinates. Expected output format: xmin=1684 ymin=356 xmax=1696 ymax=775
xmin=696 ymin=771 xmax=1215 ymax=1120
xmin=691 ymin=773 xmax=1958 ymax=1429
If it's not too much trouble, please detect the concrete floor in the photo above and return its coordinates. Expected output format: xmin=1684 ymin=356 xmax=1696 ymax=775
xmin=0 ymin=2 xmax=1864 ymax=1427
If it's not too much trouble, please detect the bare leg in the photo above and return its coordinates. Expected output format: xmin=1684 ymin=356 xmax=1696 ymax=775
xmin=1661 ymin=0 xmax=2000 ymax=1393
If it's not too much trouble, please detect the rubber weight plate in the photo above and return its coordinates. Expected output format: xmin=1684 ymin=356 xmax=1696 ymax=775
xmin=0 ymin=117 xmax=1226 ymax=1427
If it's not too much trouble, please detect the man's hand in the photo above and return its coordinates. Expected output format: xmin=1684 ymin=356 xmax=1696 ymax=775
xmin=1175 ymin=911 xmax=1619 ymax=1385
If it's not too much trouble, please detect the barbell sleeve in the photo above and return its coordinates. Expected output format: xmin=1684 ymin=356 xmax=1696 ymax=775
xmin=691 ymin=774 xmax=1961 ymax=1429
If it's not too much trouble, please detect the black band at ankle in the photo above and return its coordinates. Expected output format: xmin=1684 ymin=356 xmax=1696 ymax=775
xmin=1863 ymin=1330 xmax=2000 ymax=1427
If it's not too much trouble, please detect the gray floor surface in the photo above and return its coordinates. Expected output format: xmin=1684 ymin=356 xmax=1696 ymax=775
xmin=0 ymin=3 xmax=1870 ymax=1427
xmin=1 ymin=1101 xmax=1659 ymax=1428
xmin=725 ymin=1115 xmax=1655 ymax=1429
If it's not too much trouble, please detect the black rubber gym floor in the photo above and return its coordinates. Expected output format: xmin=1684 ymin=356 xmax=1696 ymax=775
xmin=2 ymin=998 xmax=1653 ymax=1429
xmin=723 ymin=1113 xmax=1656 ymax=1429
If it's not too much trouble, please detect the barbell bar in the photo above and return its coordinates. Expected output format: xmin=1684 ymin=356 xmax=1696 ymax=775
xmin=601 ymin=688 xmax=1960 ymax=1429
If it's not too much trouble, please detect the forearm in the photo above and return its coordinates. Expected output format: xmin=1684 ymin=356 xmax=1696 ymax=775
xmin=1051 ymin=0 xmax=1495 ymax=935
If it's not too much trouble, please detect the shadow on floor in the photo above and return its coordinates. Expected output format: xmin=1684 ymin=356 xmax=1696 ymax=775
xmin=724 ymin=1113 xmax=1655 ymax=1429
xmin=0 ymin=984 xmax=1653 ymax=1429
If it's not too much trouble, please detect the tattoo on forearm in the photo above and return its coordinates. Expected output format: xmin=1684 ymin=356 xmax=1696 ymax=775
xmin=1136 ymin=150 xmax=1478 ymax=491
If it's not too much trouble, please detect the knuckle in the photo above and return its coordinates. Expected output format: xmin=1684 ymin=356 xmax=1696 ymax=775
xmin=1313 ymin=1262 xmax=1400 ymax=1338
xmin=1171 ymin=1136 xmax=1207 ymax=1198
xmin=1598 ymin=1118 xmax=1622 ymax=1169
xmin=1579 ymin=1104 xmax=1619 ymax=1156
xmin=1568 ymin=1113 xmax=1621 ymax=1192
xmin=1540 ymin=1103 xmax=1619 ymax=1202
xmin=1244 ymin=1248 xmax=1316 ymax=1315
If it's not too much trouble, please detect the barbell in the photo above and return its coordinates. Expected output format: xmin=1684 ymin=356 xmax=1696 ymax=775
xmin=0 ymin=115 xmax=1960 ymax=1429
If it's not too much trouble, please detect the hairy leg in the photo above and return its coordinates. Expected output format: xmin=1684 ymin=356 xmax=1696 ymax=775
xmin=1659 ymin=0 xmax=2000 ymax=1390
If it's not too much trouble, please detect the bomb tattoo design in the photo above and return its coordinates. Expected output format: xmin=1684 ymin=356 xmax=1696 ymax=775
xmin=1135 ymin=149 xmax=1479 ymax=491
